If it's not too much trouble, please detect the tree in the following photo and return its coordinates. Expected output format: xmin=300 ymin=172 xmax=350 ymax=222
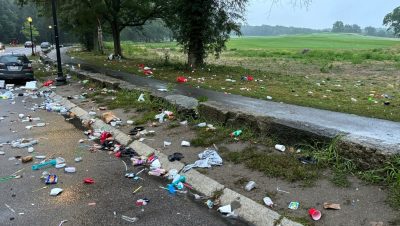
xmin=351 ymin=24 xmax=361 ymax=33
xmin=164 ymin=0 xmax=247 ymax=67
xmin=92 ymin=0 xmax=164 ymax=57
xmin=21 ymin=21 xmax=40 ymax=41
xmin=364 ymin=26 xmax=377 ymax=36
xmin=384 ymin=6 xmax=400 ymax=37
xmin=332 ymin=21 xmax=344 ymax=32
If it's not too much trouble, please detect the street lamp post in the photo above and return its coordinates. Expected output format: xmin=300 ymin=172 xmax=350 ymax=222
xmin=27 ymin=17 xmax=35 ymax=56
xmin=48 ymin=25 xmax=53 ymax=47
xmin=51 ymin=0 xmax=66 ymax=85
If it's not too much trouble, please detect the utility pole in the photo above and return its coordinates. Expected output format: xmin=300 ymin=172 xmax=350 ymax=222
xmin=27 ymin=17 xmax=35 ymax=56
xmin=51 ymin=0 xmax=66 ymax=85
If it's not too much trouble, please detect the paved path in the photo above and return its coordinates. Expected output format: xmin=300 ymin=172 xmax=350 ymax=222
xmin=49 ymin=48 xmax=400 ymax=154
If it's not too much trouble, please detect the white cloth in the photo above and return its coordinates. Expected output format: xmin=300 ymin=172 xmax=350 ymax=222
xmin=182 ymin=149 xmax=222 ymax=172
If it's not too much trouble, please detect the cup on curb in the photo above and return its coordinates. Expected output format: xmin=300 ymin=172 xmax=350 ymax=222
xmin=308 ymin=208 xmax=322 ymax=221
xmin=275 ymin=144 xmax=286 ymax=152
xmin=110 ymin=121 xmax=117 ymax=127
xmin=245 ymin=181 xmax=256 ymax=191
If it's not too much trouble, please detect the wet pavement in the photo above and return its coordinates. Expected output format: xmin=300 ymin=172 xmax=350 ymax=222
xmin=0 ymin=88 xmax=247 ymax=226
xmin=48 ymin=48 xmax=400 ymax=155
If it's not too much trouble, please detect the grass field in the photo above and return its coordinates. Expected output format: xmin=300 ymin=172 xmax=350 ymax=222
xmin=70 ymin=33 xmax=400 ymax=121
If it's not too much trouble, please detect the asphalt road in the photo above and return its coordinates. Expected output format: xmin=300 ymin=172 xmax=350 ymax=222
xmin=0 ymin=88 xmax=246 ymax=225
xmin=0 ymin=46 xmax=40 ymax=56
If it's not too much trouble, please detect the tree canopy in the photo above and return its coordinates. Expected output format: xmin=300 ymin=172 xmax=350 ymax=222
xmin=384 ymin=6 xmax=400 ymax=37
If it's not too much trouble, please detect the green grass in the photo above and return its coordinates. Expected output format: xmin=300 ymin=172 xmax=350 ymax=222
xmin=69 ymin=33 xmax=400 ymax=122
xmin=227 ymin=33 xmax=400 ymax=50
xmin=221 ymin=146 xmax=319 ymax=184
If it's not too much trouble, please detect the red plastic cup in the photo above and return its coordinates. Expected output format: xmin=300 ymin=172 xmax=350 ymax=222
xmin=83 ymin=178 xmax=95 ymax=184
xmin=308 ymin=208 xmax=321 ymax=221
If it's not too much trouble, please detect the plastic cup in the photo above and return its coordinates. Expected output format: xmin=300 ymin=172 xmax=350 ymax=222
xmin=275 ymin=144 xmax=286 ymax=152
xmin=308 ymin=208 xmax=321 ymax=221
xmin=245 ymin=181 xmax=256 ymax=191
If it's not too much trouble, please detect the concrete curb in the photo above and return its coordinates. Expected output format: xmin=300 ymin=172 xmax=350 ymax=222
xmin=48 ymin=88 xmax=303 ymax=226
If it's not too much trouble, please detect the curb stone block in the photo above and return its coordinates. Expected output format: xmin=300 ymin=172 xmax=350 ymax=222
xmin=182 ymin=170 xmax=225 ymax=197
xmin=219 ymin=188 xmax=302 ymax=226
xmin=70 ymin=106 xmax=89 ymax=118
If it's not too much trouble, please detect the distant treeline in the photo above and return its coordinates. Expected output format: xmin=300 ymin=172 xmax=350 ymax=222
xmin=240 ymin=25 xmax=324 ymax=36
xmin=240 ymin=23 xmax=394 ymax=38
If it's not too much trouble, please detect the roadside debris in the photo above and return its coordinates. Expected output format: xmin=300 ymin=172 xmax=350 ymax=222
xmin=323 ymin=202 xmax=341 ymax=210
xmin=308 ymin=208 xmax=322 ymax=221
xmin=288 ymin=201 xmax=299 ymax=210
xmin=263 ymin=197 xmax=274 ymax=208
xmin=275 ymin=144 xmax=286 ymax=152
xmin=122 ymin=215 xmax=138 ymax=223
xmin=182 ymin=149 xmax=223 ymax=172
xmin=244 ymin=181 xmax=256 ymax=191
xmin=50 ymin=188 xmax=63 ymax=196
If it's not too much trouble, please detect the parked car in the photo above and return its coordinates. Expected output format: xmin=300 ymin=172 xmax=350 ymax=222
xmin=40 ymin=42 xmax=51 ymax=53
xmin=24 ymin=41 xmax=33 ymax=48
xmin=0 ymin=42 xmax=5 ymax=50
xmin=0 ymin=54 xmax=34 ymax=82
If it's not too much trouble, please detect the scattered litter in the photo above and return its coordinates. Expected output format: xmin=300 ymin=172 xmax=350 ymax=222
xmin=74 ymin=157 xmax=83 ymax=162
xmin=122 ymin=215 xmax=138 ymax=223
xmin=197 ymin=122 xmax=207 ymax=127
xmin=176 ymin=76 xmax=188 ymax=83
xmin=58 ymin=220 xmax=68 ymax=226
xmin=168 ymin=152 xmax=184 ymax=162
xmin=308 ymin=208 xmax=322 ymax=221
xmin=230 ymin=130 xmax=242 ymax=137
xmin=266 ymin=96 xmax=273 ymax=100
xmin=157 ymin=88 xmax=168 ymax=92
xmin=102 ymin=112 xmax=120 ymax=124
xmin=163 ymin=141 xmax=171 ymax=147
xmin=180 ymin=120 xmax=188 ymax=125
xmin=65 ymin=167 xmax=76 ymax=173
xmin=137 ymin=93 xmax=145 ymax=102
xmin=182 ymin=149 xmax=222 ymax=172
xmin=136 ymin=198 xmax=150 ymax=206
xmin=275 ymin=144 xmax=286 ymax=152
xmin=263 ymin=197 xmax=274 ymax=207
xmin=206 ymin=200 xmax=214 ymax=209
xmin=32 ymin=159 xmax=57 ymax=170
xmin=5 ymin=204 xmax=15 ymax=213
xmin=35 ymin=155 xmax=47 ymax=159
xmin=50 ymin=188 xmax=63 ymax=196
xmin=323 ymin=202 xmax=341 ymax=210
xmin=45 ymin=175 xmax=58 ymax=184
xmin=133 ymin=186 xmax=142 ymax=194
xmin=83 ymin=178 xmax=95 ymax=184
xmin=0 ymin=151 xmax=4 ymax=155
xmin=277 ymin=187 xmax=290 ymax=194
xmin=127 ymin=120 xmax=134 ymax=125
xmin=288 ymin=202 xmax=299 ymax=210
xmin=21 ymin=156 xmax=33 ymax=163
xmin=11 ymin=138 xmax=38 ymax=148
xmin=28 ymin=147 xmax=34 ymax=153
xmin=244 ymin=181 xmax=256 ymax=191
xmin=218 ymin=204 xmax=233 ymax=214
xmin=298 ymin=156 xmax=317 ymax=164
xmin=88 ymin=202 xmax=96 ymax=206
xmin=181 ymin=141 xmax=190 ymax=147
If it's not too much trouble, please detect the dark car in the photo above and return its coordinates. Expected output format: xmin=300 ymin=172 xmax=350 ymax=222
xmin=0 ymin=54 xmax=34 ymax=82
xmin=24 ymin=41 xmax=33 ymax=48
xmin=0 ymin=42 xmax=5 ymax=50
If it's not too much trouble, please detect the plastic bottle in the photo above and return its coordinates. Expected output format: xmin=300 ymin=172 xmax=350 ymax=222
xmin=230 ymin=130 xmax=242 ymax=137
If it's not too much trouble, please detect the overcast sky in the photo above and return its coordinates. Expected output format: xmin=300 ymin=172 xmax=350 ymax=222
xmin=246 ymin=0 xmax=399 ymax=29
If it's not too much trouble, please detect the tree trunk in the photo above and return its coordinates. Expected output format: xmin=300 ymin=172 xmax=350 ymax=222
xmin=111 ymin=20 xmax=122 ymax=57
xmin=97 ymin=18 xmax=105 ymax=54
xmin=188 ymin=38 xmax=204 ymax=68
